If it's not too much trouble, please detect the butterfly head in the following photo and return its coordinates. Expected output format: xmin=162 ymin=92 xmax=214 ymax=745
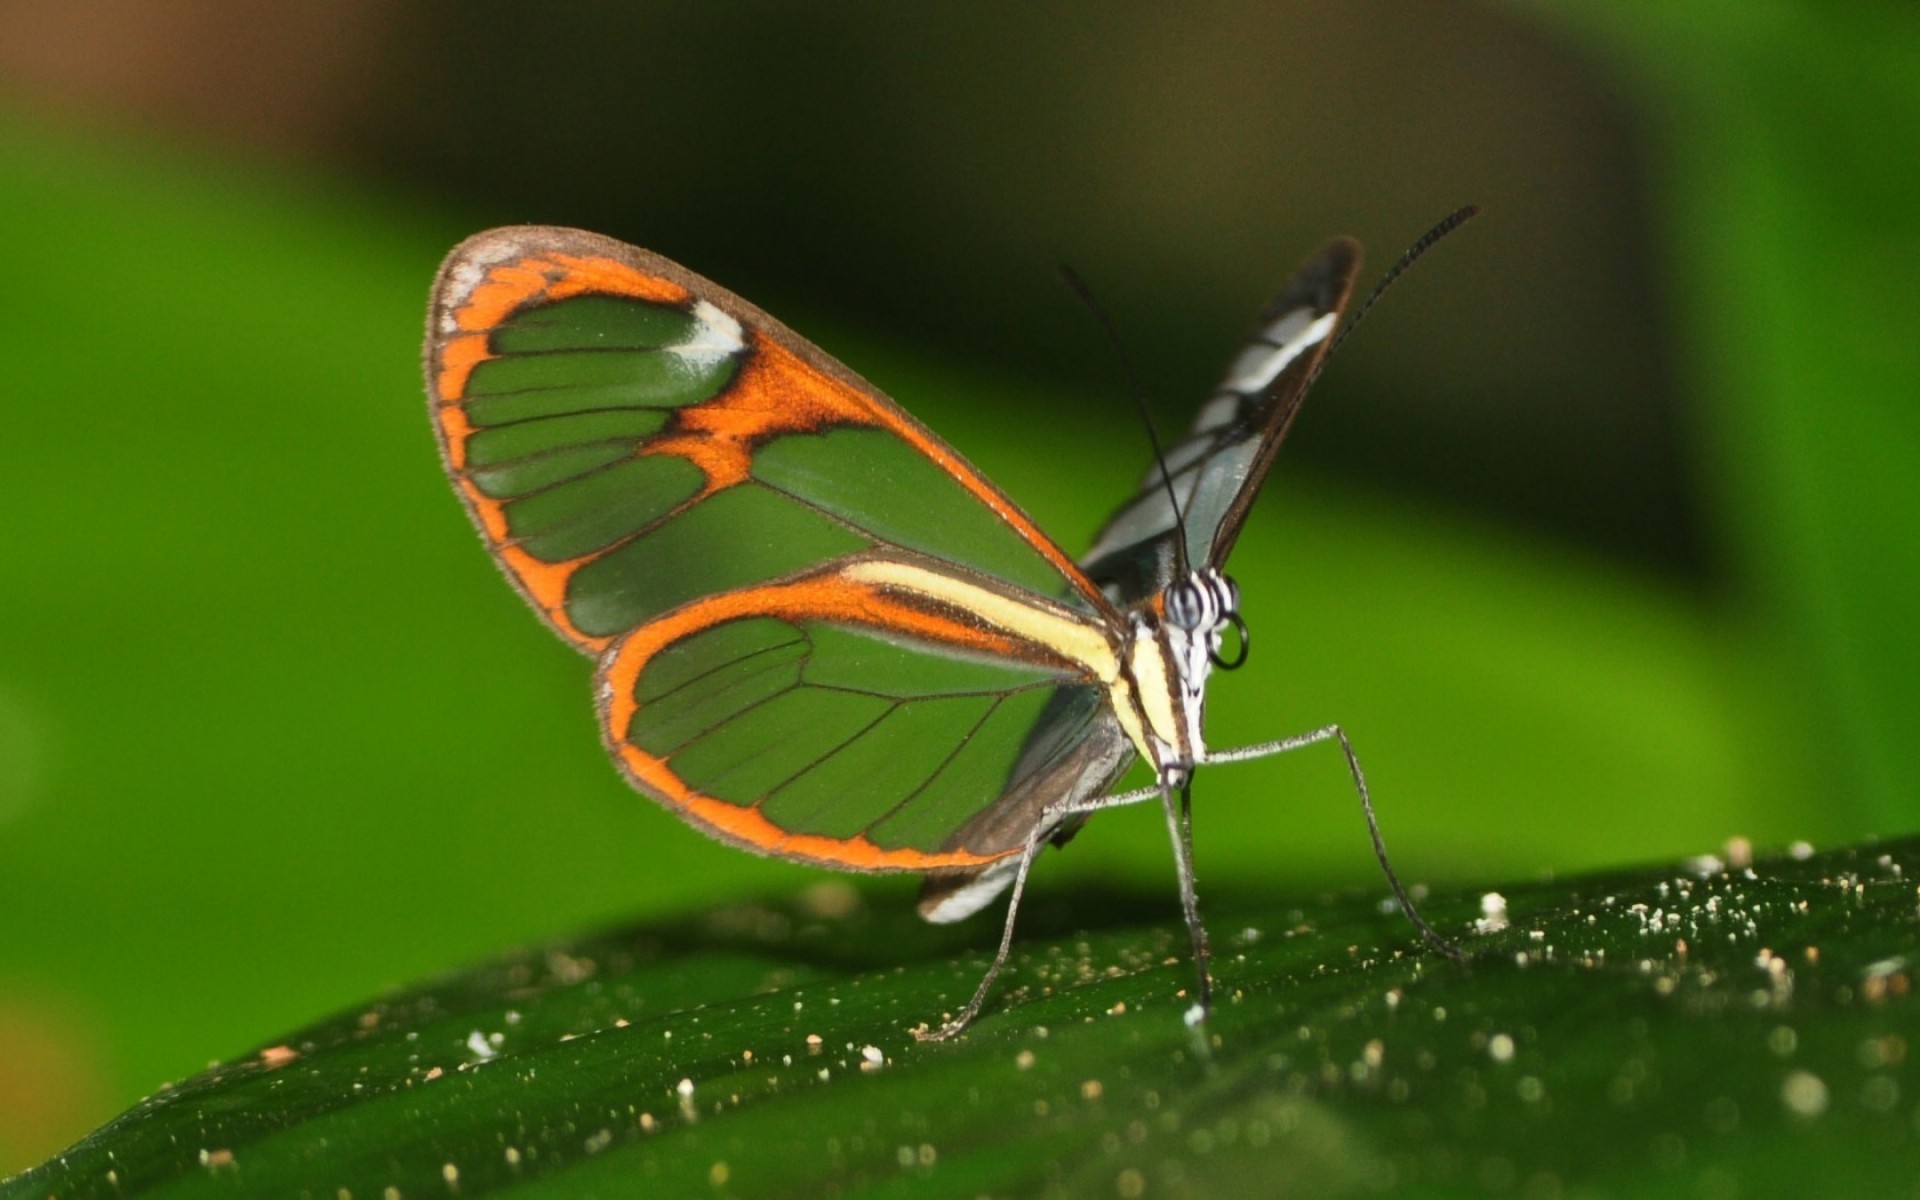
xmin=1163 ymin=568 xmax=1246 ymax=670
xmin=1130 ymin=568 xmax=1243 ymax=787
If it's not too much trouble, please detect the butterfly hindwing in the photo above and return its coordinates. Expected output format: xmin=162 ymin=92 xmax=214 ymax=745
xmin=593 ymin=552 xmax=1134 ymax=870
xmin=1080 ymin=238 xmax=1361 ymax=604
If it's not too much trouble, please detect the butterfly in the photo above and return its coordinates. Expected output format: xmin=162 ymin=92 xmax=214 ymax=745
xmin=423 ymin=212 xmax=1472 ymax=1038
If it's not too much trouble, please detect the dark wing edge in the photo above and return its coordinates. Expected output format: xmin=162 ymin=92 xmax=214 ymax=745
xmin=1080 ymin=238 xmax=1363 ymax=604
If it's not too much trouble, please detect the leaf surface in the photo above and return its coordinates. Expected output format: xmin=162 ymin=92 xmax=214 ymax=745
xmin=8 ymin=837 xmax=1916 ymax=1197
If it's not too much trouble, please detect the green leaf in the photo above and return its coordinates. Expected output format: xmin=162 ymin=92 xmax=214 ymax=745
xmin=10 ymin=835 xmax=1916 ymax=1198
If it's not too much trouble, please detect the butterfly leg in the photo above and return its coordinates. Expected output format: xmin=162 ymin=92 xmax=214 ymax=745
xmin=916 ymin=782 xmax=1165 ymax=1042
xmin=1205 ymin=724 xmax=1464 ymax=960
xmin=1163 ymin=782 xmax=1214 ymax=1027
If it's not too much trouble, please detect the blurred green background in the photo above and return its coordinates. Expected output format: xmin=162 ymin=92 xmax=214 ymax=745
xmin=1 ymin=0 xmax=1914 ymax=1174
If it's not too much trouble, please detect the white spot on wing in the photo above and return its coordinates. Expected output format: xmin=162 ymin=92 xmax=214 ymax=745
xmin=671 ymin=300 xmax=745 ymax=371
xmin=442 ymin=234 xmax=534 ymax=308
xmin=1083 ymin=491 xmax=1178 ymax=565
xmin=469 ymin=232 xmax=534 ymax=267
xmin=1220 ymin=310 xmax=1337 ymax=394
xmin=1193 ymin=395 xmax=1239 ymax=432
xmin=441 ymin=261 xmax=488 ymax=311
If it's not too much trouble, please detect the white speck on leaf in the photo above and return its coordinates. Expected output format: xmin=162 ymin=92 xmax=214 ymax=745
xmin=465 ymin=1031 xmax=496 ymax=1061
xmin=1476 ymin=892 xmax=1510 ymax=934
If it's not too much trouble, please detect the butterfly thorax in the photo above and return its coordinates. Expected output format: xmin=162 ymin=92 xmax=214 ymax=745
xmin=1120 ymin=568 xmax=1241 ymax=788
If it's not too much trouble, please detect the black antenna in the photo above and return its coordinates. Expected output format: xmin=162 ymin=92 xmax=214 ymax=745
xmin=1057 ymin=265 xmax=1193 ymax=575
xmin=1319 ymin=205 xmax=1480 ymax=373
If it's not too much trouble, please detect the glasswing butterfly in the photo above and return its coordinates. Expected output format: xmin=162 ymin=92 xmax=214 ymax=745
xmin=423 ymin=211 xmax=1474 ymax=1038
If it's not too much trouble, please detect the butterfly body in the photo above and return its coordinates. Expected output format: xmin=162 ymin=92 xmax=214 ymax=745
xmin=424 ymin=219 xmax=1467 ymax=1035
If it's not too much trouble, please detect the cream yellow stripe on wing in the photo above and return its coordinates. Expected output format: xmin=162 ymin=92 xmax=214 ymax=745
xmin=841 ymin=559 xmax=1118 ymax=675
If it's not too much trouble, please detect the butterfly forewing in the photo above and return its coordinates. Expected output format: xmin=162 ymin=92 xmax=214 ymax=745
xmin=426 ymin=226 xmax=1113 ymax=652
xmin=1080 ymin=238 xmax=1361 ymax=604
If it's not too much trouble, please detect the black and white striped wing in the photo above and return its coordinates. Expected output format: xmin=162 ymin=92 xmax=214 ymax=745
xmin=917 ymin=238 xmax=1363 ymax=924
xmin=1080 ymin=239 xmax=1361 ymax=604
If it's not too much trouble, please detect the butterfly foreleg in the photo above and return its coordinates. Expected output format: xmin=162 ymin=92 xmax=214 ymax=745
xmin=915 ymin=782 xmax=1165 ymax=1042
xmin=1203 ymin=724 xmax=1463 ymax=961
xmin=1163 ymin=782 xmax=1213 ymax=1027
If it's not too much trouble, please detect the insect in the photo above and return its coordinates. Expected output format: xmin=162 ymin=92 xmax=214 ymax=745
xmin=423 ymin=212 xmax=1473 ymax=1038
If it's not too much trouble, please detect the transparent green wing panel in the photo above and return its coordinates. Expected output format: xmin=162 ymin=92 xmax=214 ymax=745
xmin=565 ymin=487 xmax=871 ymax=640
xmin=461 ymin=296 xmax=731 ymax=424
xmin=752 ymin=429 xmax=1073 ymax=600
xmin=609 ymin=610 xmax=1108 ymax=861
xmin=490 ymin=294 xmax=700 ymax=353
xmin=502 ymin=455 xmax=705 ymax=561
xmin=464 ymin=410 xmax=674 ymax=497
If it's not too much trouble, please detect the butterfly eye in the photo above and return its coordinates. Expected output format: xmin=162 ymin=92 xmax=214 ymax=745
xmin=1210 ymin=611 xmax=1250 ymax=670
xmin=1165 ymin=581 xmax=1206 ymax=631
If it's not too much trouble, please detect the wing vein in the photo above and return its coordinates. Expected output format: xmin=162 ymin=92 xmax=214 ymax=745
xmin=859 ymin=693 xmax=1009 ymax=835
